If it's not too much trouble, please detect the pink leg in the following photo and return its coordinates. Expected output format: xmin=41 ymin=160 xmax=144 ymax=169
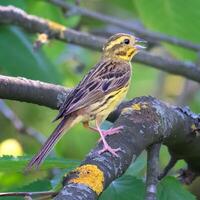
xmin=95 ymin=120 xmax=122 ymax=157
xmin=83 ymin=121 xmax=123 ymax=137
xmin=101 ymin=126 xmax=123 ymax=137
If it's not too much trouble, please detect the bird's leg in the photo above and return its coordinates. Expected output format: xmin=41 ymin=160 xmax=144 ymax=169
xmin=95 ymin=118 xmax=121 ymax=157
xmin=83 ymin=121 xmax=98 ymax=132
xmin=102 ymin=126 xmax=123 ymax=137
xmin=83 ymin=121 xmax=123 ymax=137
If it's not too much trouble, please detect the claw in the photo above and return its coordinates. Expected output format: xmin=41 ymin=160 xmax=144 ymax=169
xmin=98 ymin=144 xmax=121 ymax=157
xmin=95 ymin=119 xmax=123 ymax=157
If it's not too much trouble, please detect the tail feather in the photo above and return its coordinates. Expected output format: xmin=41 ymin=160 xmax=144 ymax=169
xmin=26 ymin=116 xmax=76 ymax=171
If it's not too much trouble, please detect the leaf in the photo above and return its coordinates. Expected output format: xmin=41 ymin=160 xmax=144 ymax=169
xmin=100 ymin=175 xmax=145 ymax=200
xmin=125 ymin=152 xmax=146 ymax=177
xmin=1 ymin=180 xmax=52 ymax=200
xmin=26 ymin=1 xmax=80 ymax=28
xmin=50 ymin=168 xmax=74 ymax=189
xmin=16 ymin=179 xmax=52 ymax=192
xmin=0 ymin=26 xmax=61 ymax=83
xmin=134 ymin=0 xmax=200 ymax=60
xmin=157 ymin=176 xmax=196 ymax=200
xmin=0 ymin=0 xmax=26 ymax=9
xmin=0 ymin=155 xmax=79 ymax=172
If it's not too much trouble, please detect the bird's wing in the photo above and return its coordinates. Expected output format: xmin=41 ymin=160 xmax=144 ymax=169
xmin=54 ymin=60 xmax=131 ymax=121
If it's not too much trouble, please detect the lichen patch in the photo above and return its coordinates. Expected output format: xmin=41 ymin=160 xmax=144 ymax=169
xmin=69 ymin=164 xmax=104 ymax=195
xmin=132 ymin=102 xmax=148 ymax=111
xmin=47 ymin=20 xmax=66 ymax=38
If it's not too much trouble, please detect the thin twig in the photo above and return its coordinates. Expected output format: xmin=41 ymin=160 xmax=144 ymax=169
xmin=176 ymin=52 xmax=200 ymax=105
xmin=176 ymin=80 xmax=199 ymax=106
xmin=1 ymin=6 xmax=200 ymax=82
xmin=0 ymin=100 xmax=46 ymax=144
xmin=158 ymin=156 xmax=177 ymax=180
xmin=0 ymin=191 xmax=58 ymax=199
xmin=49 ymin=0 xmax=200 ymax=51
xmin=145 ymin=143 xmax=161 ymax=200
xmin=153 ymin=71 xmax=166 ymax=98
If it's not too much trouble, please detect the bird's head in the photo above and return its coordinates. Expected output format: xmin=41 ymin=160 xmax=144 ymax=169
xmin=102 ymin=33 xmax=146 ymax=62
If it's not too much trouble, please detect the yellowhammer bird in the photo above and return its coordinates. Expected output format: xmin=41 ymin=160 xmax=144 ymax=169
xmin=27 ymin=33 xmax=146 ymax=170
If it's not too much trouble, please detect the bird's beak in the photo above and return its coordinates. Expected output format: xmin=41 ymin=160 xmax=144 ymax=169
xmin=135 ymin=37 xmax=147 ymax=51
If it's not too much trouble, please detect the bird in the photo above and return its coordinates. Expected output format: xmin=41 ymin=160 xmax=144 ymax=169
xmin=26 ymin=33 xmax=146 ymax=170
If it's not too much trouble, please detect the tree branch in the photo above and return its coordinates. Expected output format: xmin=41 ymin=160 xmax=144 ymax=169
xmin=1 ymin=75 xmax=200 ymax=199
xmin=158 ymin=156 xmax=177 ymax=180
xmin=0 ymin=100 xmax=46 ymax=144
xmin=1 ymin=6 xmax=200 ymax=82
xmin=145 ymin=144 xmax=161 ymax=200
xmin=0 ymin=191 xmax=57 ymax=199
xmin=0 ymin=75 xmax=69 ymax=109
xmin=55 ymin=97 xmax=200 ymax=199
xmin=49 ymin=0 xmax=200 ymax=52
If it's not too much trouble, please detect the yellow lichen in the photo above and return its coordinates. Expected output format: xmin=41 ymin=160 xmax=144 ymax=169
xmin=122 ymin=102 xmax=148 ymax=114
xmin=69 ymin=164 xmax=104 ymax=195
xmin=132 ymin=103 xmax=141 ymax=111
xmin=191 ymin=124 xmax=197 ymax=131
xmin=47 ymin=21 xmax=66 ymax=38
xmin=132 ymin=102 xmax=148 ymax=111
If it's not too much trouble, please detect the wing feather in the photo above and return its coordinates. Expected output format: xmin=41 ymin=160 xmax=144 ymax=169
xmin=54 ymin=60 xmax=131 ymax=121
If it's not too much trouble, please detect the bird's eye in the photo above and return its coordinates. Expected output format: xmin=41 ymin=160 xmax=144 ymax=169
xmin=124 ymin=39 xmax=130 ymax=45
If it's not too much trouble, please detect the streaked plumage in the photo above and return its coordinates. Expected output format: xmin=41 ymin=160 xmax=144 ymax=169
xmin=27 ymin=33 xmax=145 ymax=170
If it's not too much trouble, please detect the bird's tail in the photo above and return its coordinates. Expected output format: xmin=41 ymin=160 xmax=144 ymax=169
xmin=26 ymin=115 xmax=77 ymax=171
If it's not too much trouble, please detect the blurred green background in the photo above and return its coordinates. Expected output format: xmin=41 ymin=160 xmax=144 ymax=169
xmin=0 ymin=0 xmax=199 ymax=199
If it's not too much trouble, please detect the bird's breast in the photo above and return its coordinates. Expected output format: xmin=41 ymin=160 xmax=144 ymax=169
xmin=84 ymin=85 xmax=129 ymax=122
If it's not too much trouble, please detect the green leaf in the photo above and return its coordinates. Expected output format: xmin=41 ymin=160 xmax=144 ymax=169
xmin=1 ymin=180 xmax=52 ymax=200
xmin=125 ymin=152 xmax=146 ymax=177
xmin=134 ymin=0 xmax=200 ymax=60
xmin=16 ymin=179 xmax=52 ymax=192
xmin=100 ymin=175 xmax=145 ymax=200
xmin=0 ymin=155 xmax=79 ymax=172
xmin=0 ymin=26 xmax=61 ymax=83
xmin=26 ymin=1 xmax=80 ymax=28
xmin=157 ymin=176 xmax=196 ymax=200
xmin=50 ymin=168 xmax=74 ymax=189
xmin=0 ymin=0 xmax=26 ymax=9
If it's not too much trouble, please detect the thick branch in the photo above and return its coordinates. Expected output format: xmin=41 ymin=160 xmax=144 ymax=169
xmin=0 ymin=75 xmax=69 ymax=109
xmin=56 ymin=97 xmax=199 ymax=199
xmin=49 ymin=0 xmax=200 ymax=51
xmin=1 ymin=6 xmax=200 ymax=82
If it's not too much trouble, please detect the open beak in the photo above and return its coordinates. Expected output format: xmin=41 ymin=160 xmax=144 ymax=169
xmin=135 ymin=37 xmax=147 ymax=51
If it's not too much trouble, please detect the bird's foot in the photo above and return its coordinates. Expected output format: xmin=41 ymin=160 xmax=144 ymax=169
xmin=98 ymin=143 xmax=121 ymax=157
xmin=102 ymin=125 xmax=123 ymax=137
